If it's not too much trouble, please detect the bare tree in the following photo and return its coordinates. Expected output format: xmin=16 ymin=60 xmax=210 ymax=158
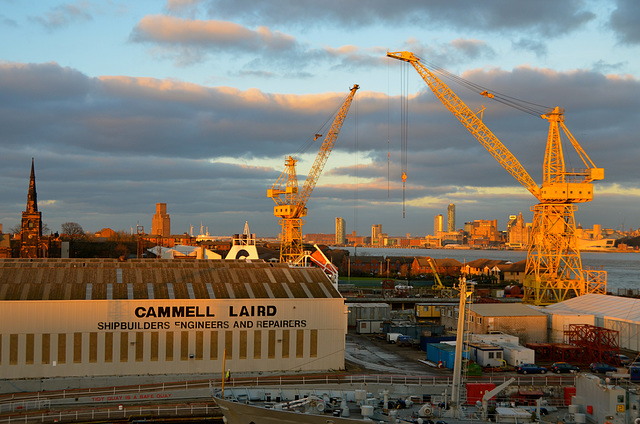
xmin=61 ymin=222 xmax=85 ymax=239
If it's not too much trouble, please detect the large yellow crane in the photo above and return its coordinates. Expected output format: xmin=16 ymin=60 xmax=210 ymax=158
xmin=268 ymin=84 xmax=359 ymax=263
xmin=387 ymin=51 xmax=606 ymax=305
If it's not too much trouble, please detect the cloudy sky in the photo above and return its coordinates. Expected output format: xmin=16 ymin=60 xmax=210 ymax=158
xmin=1 ymin=0 xmax=639 ymax=238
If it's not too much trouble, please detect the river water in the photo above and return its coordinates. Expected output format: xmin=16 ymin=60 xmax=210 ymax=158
xmin=339 ymin=247 xmax=640 ymax=291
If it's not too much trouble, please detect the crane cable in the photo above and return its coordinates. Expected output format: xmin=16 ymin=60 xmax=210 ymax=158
xmin=401 ymin=61 xmax=409 ymax=218
xmin=294 ymin=95 xmax=346 ymax=157
xmin=417 ymin=56 xmax=552 ymax=117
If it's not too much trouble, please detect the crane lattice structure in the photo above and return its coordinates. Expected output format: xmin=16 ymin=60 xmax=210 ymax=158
xmin=387 ymin=51 xmax=606 ymax=305
xmin=268 ymin=84 xmax=359 ymax=264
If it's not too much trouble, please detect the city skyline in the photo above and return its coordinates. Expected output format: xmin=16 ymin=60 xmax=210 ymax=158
xmin=1 ymin=1 xmax=639 ymax=237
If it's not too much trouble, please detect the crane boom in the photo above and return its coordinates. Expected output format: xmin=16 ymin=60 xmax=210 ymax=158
xmin=268 ymin=84 xmax=359 ymax=263
xmin=387 ymin=51 xmax=541 ymax=200
xmin=296 ymin=84 xmax=360 ymax=216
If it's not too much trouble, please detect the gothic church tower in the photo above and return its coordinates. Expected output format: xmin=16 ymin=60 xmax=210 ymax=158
xmin=20 ymin=159 xmax=43 ymax=258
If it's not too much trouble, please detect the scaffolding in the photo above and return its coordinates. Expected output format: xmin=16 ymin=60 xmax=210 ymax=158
xmin=564 ymin=324 xmax=620 ymax=365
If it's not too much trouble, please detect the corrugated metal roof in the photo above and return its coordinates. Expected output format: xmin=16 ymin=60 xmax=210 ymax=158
xmin=0 ymin=258 xmax=340 ymax=300
xmin=470 ymin=303 xmax=545 ymax=317
xmin=545 ymin=294 xmax=640 ymax=323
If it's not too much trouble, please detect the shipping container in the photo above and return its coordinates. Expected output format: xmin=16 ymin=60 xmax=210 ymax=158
xmin=356 ymin=319 xmax=384 ymax=334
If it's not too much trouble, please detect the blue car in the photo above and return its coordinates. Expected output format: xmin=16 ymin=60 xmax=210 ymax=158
xmin=589 ymin=362 xmax=617 ymax=373
xmin=515 ymin=363 xmax=547 ymax=374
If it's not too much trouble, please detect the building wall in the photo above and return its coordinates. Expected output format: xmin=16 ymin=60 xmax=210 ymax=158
xmin=442 ymin=309 xmax=547 ymax=344
xmin=0 ymin=298 xmax=346 ymax=379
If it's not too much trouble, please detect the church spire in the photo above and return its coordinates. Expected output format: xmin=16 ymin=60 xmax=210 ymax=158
xmin=26 ymin=158 xmax=38 ymax=213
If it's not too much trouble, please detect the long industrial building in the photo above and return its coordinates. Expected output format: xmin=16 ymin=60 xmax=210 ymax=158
xmin=0 ymin=258 xmax=347 ymax=379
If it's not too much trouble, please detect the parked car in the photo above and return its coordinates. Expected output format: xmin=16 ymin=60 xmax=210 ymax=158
xmin=614 ymin=354 xmax=631 ymax=366
xmin=589 ymin=362 xmax=617 ymax=373
xmin=550 ymin=362 xmax=580 ymax=374
xmin=515 ymin=363 xmax=547 ymax=374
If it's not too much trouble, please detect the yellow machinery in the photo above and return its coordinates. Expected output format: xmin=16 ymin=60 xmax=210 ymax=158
xmin=425 ymin=257 xmax=453 ymax=297
xmin=268 ymin=84 xmax=359 ymax=263
xmin=387 ymin=51 xmax=606 ymax=305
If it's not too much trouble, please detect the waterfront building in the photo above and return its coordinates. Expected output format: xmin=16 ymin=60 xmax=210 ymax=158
xmin=151 ymin=203 xmax=171 ymax=237
xmin=506 ymin=212 xmax=530 ymax=248
xmin=434 ymin=214 xmax=443 ymax=236
xmin=0 ymin=259 xmax=346 ymax=379
xmin=335 ymin=217 xmax=346 ymax=245
xmin=447 ymin=203 xmax=456 ymax=233
xmin=468 ymin=219 xmax=501 ymax=246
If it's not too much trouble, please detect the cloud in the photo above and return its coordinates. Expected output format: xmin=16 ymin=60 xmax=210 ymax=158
xmin=0 ymin=14 xmax=18 ymax=27
xmin=608 ymin=0 xmax=640 ymax=44
xmin=0 ymin=60 xmax=638 ymax=235
xmin=199 ymin=0 xmax=595 ymax=37
xmin=31 ymin=1 xmax=93 ymax=31
xmin=511 ymin=38 xmax=548 ymax=57
xmin=130 ymin=15 xmax=298 ymax=65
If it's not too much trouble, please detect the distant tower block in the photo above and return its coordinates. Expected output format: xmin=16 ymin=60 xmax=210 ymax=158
xmin=335 ymin=217 xmax=346 ymax=245
xmin=152 ymin=203 xmax=171 ymax=237
xmin=434 ymin=214 xmax=443 ymax=236
xmin=447 ymin=203 xmax=456 ymax=232
xmin=371 ymin=224 xmax=382 ymax=246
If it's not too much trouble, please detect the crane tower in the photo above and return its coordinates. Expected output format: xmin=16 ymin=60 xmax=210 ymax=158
xmin=387 ymin=51 xmax=606 ymax=305
xmin=268 ymin=84 xmax=359 ymax=264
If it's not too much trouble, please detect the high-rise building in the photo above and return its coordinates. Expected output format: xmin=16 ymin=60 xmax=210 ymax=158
xmin=371 ymin=224 xmax=382 ymax=246
xmin=335 ymin=217 xmax=346 ymax=245
xmin=447 ymin=203 xmax=456 ymax=232
xmin=434 ymin=214 xmax=443 ymax=236
xmin=152 ymin=203 xmax=171 ymax=237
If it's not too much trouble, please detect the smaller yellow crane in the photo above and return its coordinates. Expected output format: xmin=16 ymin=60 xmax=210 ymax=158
xmin=268 ymin=85 xmax=359 ymax=263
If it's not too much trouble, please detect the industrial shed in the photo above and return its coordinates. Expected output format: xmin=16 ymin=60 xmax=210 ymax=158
xmin=0 ymin=258 xmax=347 ymax=380
xmin=545 ymin=294 xmax=640 ymax=352
xmin=441 ymin=303 xmax=547 ymax=344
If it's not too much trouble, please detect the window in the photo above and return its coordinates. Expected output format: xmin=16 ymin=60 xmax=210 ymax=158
xmin=195 ymin=331 xmax=203 ymax=360
xmin=135 ymin=332 xmax=144 ymax=362
xmin=74 ymin=333 xmax=82 ymax=363
xmin=489 ymin=352 xmax=494 ymax=359
xmin=296 ymin=330 xmax=304 ymax=358
xmin=105 ymin=332 xmax=113 ymax=363
xmin=26 ymin=334 xmax=34 ymax=364
xmin=180 ymin=331 xmax=189 ymax=360
xmin=224 ymin=331 xmax=233 ymax=358
xmin=310 ymin=330 xmax=318 ymax=358
xmin=254 ymin=331 xmax=262 ymax=359
xmin=497 ymin=352 xmax=502 ymax=359
xmin=282 ymin=330 xmax=290 ymax=358
xmin=57 ymin=334 xmax=66 ymax=364
xmin=89 ymin=332 xmax=97 ymax=363
xmin=478 ymin=317 xmax=482 ymax=324
xmin=268 ymin=330 xmax=276 ymax=359
xmin=150 ymin=332 xmax=159 ymax=361
xmin=209 ymin=331 xmax=218 ymax=360
xmin=120 ymin=333 xmax=128 ymax=362
xmin=166 ymin=332 xmax=174 ymax=361
xmin=239 ymin=331 xmax=247 ymax=359
xmin=41 ymin=334 xmax=50 ymax=364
